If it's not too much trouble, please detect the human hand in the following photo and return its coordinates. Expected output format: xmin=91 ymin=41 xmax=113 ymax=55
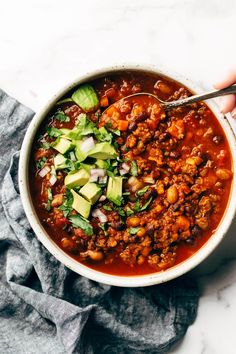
xmin=214 ymin=69 xmax=236 ymax=118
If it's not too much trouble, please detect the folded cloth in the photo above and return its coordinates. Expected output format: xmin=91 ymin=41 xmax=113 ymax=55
xmin=0 ymin=89 xmax=199 ymax=354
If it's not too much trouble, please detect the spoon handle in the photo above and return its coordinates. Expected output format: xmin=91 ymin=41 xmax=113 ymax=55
xmin=165 ymin=83 xmax=236 ymax=109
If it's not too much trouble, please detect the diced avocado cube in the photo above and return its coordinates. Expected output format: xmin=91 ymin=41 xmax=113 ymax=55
xmin=96 ymin=159 xmax=106 ymax=169
xmin=71 ymin=189 xmax=91 ymax=219
xmin=106 ymin=176 xmax=123 ymax=206
xmin=60 ymin=128 xmax=72 ymax=136
xmin=64 ymin=169 xmax=89 ymax=189
xmin=88 ymin=142 xmax=117 ymax=160
xmin=54 ymin=153 xmax=68 ymax=170
xmin=75 ymin=141 xmax=88 ymax=162
xmin=52 ymin=137 xmax=74 ymax=154
xmin=80 ymin=163 xmax=96 ymax=172
xmin=72 ymin=84 xmax=99 ymax=112
xmin=96 ymin=159 xmax=110 ymax=169
xmin=79 ymin=182 xmax=102 ymax=204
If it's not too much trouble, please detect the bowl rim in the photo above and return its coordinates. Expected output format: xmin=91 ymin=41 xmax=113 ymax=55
xmin=18 ymin=63 xmax=236 ymax=287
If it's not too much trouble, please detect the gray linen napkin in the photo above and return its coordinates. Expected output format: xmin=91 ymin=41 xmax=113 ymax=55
xmin=0 ymin=88 xmax=198 ymax=354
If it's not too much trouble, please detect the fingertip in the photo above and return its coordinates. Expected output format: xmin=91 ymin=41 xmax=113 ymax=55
xmin=219 ymin=95 xmax=236 ymax=114
xmin=214 ymin=68 xmax=236 ymax=89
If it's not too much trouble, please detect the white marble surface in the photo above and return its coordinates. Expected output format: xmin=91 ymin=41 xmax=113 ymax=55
xmin=1 ymin=0 xmax=236 ymax=352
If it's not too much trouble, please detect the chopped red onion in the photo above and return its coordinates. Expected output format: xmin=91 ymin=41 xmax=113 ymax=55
xmin=38 ymin=165 xmax=50 ymax=178
xmin=70 ymin=151 xmax=76 ymax=161
xmin=90 ymin=168 xmax=106 ymax=177
xmin=99 ymin=195 xmax=107 ymax=202
xmin=98 ymin=176 xmax=108 ymax=184
xmin=89 ymin=174 xmax=99 ymax=182
xmin=49 ymin=174 xmax=57 ymax=186
xmin=143 ymin=176 xmax=155 ymax=184
xmin=80 ymin=137 xmax=95 ymax=153
xmin=119 ymin=168 xmax=128 ymax=176
xmin=92 ymin=209 xmax=108 ymax=223
xmin=122 ymin=162 xmax=130 ymax=172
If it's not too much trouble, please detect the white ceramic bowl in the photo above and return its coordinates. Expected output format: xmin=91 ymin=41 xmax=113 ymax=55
xmin=19 ymin=64 xmax=236 ymax=287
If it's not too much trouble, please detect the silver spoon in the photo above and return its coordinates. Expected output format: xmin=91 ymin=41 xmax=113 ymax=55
xmin=103 ymin=83 xmax=236 ymax=112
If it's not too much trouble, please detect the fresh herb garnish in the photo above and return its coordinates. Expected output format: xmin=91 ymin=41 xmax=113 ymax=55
xmin=129 ymin=227 xmax=140 ymax=235
xmin=134 ymin=198 xmax=153 ymax=212
xmin=130 ymin=161 xmax=138 ymax=176
xmin=54 ymin=110 xmax=70 ymax=122
xmin=95 ymin=111 xmax=101 ymax=119
xmin=58 ymin=189 xmax=73 ymax=217
xmin=41 ymin=141 xmax=51 ymax=150
xmin=107 ymin=170 xmax=116 ymax=178
xmin=134 ymin=199 xmax=140 ymax=212
xmin=113 ymin=142 xmax=120 ymax=150
xmin=46 ymin=188 xmax=53 ymax=211
xmin=109 ymin=128 xmax=121 ymax=136
xmin=67 ymin=113 xmax=98 ymax=139
xmin=103 ymin=205 xmax=112 ymax=211
xmin=114 ymin=206 xmax=125 ymax=216
xmin=36 ymin=157 xmax=47 ymax=169
xmin=140 ymin=197 xmax=153 ymax=211
xmin=95 ymin=126 xmax=113 ymax=143
xmin=105 ymin=122 xmax=112 ymax=129
xmin=137 ymin=186 xmax=150 ymax=196
xmin=69 ymin=214 xmax=93 ymax=236
xmin=99 ymin=223 xmax=108 ymax=236
xmin=126 ymin=206 xmax=134 ymax=216
xmin=47 ymin=127 xmax=63 ymax=138
xmin=122 ymin=192 xmax=130 ymax=196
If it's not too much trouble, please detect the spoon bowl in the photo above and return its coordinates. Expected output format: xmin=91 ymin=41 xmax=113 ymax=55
xmin=102 ymin=84 xmax=236 ymax=116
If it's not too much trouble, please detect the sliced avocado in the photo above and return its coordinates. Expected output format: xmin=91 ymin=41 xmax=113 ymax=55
xmin=106 ymin=176 xmax=123 ymax=206
xmin=64 ymin=169 xmax=89 ymax=189
xmin=71 ymin=189 xmax=91 ymax=219
xmin=74 ymin=141 xmax=88 ymax=162
xmin=79 ymin=182 xmax=102 ymax=204
xmin=72 ymin=84 xmax=99 ymax=112
xmin=88 ymin=142 xmax=117 ymax=160
xmin=54 ymin=153 xmax=68 ymax=170
xmin=51 ymin=137 xmax=74 ymax=154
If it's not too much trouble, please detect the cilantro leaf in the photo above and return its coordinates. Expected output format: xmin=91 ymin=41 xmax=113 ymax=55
xmin=140 ymin=197 xmax=153 ymax=211
xmin=69 ymin=214 xmax=93 ymax=236
xmin=103 ymin=205 xmax=112 ymax=211
xmin=134 ymin=199 xmax=140 ymax=212
xmin=109 ymin=128 xmax=121 ymax=136
xmin=115 ymin=207 xmax=125 ymax=216
xmin=95 ymin=127 xmax=113 ymax=143
xmin=99 ymin=223 xmax=108 ymax=236
xmin=58 ymin=189 xmax=73 ymax=217
xmin=129 ymin=227 xmax=140 ymax=235
xmin=41 ymin=141 xmax=51 ymax=150
xmin=137 ymin=186 xmax=150 ymax=196
xmin=131 ymin=161 xmax=138 ymax=176
xmin=125 ymin=206 xmax=134 ymax=216
xmin=47 ymin=127 xmax=63 ymax=138
xmin=54 ymin=110 xmax=70 ymax=122
xmin=36 ymin=157 xmax=47 ymax=169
